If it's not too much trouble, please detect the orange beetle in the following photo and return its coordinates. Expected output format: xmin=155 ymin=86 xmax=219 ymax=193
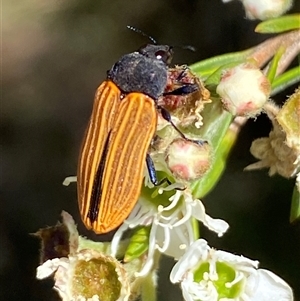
xmin=78 ymin=38 xmax=199 ymax=234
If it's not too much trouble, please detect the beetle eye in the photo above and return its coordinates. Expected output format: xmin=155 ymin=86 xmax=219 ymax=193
xmin=155 ymin=50 xmax=165 ymax=60
xmin=155 ymin=50 xmax=172 ymax=64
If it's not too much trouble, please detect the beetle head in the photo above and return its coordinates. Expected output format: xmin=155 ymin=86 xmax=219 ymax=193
xmin=139 ymin=44 xmax=173 ymax=66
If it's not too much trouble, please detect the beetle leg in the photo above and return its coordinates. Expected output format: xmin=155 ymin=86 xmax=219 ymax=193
xmin=176 ymin=65 xmax=188 ymax=81
xmin=159 ymin=106 xmax=206 ymax=146
xmin=146 ymin=154 xmax=171 ymax=186
xmin=159 ymin=107 xmax=187 ymax=139
xmin=163 ymin=83 xmax=199 ymax=96
xmin=146 ymin=154 xmax=186 ymax=191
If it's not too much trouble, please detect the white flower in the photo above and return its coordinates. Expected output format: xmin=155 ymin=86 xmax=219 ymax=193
xmin=216 ymin=63 xmax=270 ymax=117
xmin=170 ymin=239 xmax=294 ymax=301
xmin=111 ymin=188 xmax=229 ymax=277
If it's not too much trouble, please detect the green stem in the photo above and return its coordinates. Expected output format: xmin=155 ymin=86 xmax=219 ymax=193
xmin=140 ymin=271 xmax=157 ymax=301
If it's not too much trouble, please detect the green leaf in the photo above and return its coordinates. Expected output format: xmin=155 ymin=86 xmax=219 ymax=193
xmin=190 ymin=49 xmax=252 ymax=79
xmin=266 ymin=46 xmax=285 ymax=84
xmin=190 ymin=99 xmax=234 ymax=198
xmin=255 ymin=14 xmax=300 ymax=33
xmin=290 ymin=185 xmax=300 ymax=223
xmin=271 ymin=66 xmax=300 ymax=96
xmin=204 ymin=60 xmax=245 ymax=86
xmin=141 ymin=271 xmax=157 ymax=301
xmin=124 ymin=226 xmax=151 ymax=262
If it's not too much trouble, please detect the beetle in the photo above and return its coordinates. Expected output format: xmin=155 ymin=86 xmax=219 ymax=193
xmin=77 ymin=30 xmax=199 ymax=234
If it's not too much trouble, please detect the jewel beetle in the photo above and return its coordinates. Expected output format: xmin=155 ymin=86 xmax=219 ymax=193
xmin=77 ymin=29 xmax=199 ymax=234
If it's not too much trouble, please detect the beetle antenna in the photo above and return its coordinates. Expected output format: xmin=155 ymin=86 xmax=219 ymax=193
xmin=182 ymin=45 xmax=196 ymax=52
xmin=127 ymin=25 xmax=157 ymax=45
xmin=173 ymin=45 xmax=197 ymax=52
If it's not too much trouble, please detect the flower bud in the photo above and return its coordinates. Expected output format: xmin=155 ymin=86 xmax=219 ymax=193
xmin=241 ymin=0 xmax=293 ymax=20
xmin=217 ymin=63 xmax=271 ymax=117
xmin=165 ymin=138 xmax=212 ymax=181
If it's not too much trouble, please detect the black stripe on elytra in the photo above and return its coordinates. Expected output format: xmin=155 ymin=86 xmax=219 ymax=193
xmin=87 ymin=130 xmax=112 ymax=222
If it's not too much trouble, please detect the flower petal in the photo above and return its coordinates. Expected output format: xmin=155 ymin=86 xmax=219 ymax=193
xmin=191 ymin=200 xmax=229 ymax=236
xmin=170 ymin=239 xmax=209 ymax=283
xmin=245 ymin=269 xmax=294 ymax=301
xmin=36 ymin=258 xmax=67 ymax=279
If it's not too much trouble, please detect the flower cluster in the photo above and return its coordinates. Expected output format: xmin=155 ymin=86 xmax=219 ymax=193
xmin=36 ymin=170 xmax=295 ymax=301
xmin=36 ymin=202 xmax=294 ymax=301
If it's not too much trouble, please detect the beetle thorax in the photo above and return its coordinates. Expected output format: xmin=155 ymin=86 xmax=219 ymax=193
xmin=107 ymin=52 xmax=168 ymax=100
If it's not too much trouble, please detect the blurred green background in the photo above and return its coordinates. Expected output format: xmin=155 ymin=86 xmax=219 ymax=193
xmin=2 ymin=1 xmax=300 ymax=300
